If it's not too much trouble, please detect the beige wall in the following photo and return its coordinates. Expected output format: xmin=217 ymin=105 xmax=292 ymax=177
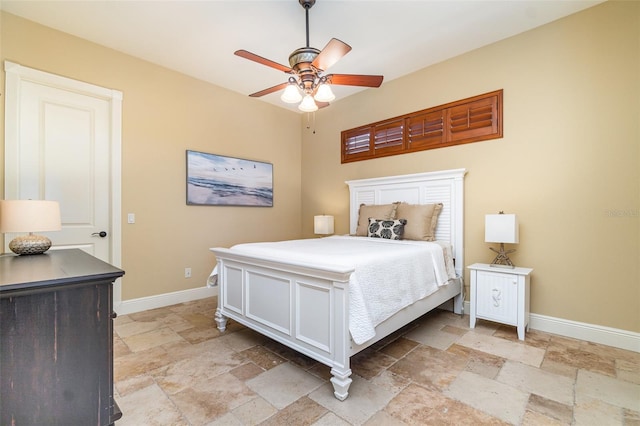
xmin=0 ymin=12 xmax=303 ymax=300
xmin=302 ymin=1 xmax=639 ymax=333
xmin=1 ymin=1 xmax=638 ymax=334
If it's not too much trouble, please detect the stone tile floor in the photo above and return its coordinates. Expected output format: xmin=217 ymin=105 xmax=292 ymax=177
xmin=113 ymin=297 xmax=639 ymax=425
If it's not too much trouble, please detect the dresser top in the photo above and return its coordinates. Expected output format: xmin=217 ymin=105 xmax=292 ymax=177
xmin=0 ymin=249 xmax=124 ymax=293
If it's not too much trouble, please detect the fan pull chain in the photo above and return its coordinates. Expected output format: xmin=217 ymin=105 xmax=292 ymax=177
xmin=306 ymin=112 xmax=316 ymax=134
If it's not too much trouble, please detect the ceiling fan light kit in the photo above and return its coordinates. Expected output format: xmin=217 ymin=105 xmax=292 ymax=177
xmin=314 ymin=81 xmax=335 ymax=102
xmin=281 ymin=79 xmax=303 ymax=103
xmin=235 ymin=0 xmax=383 ymax=112
xmin=299 ymin=94 xmax=319 ymax=112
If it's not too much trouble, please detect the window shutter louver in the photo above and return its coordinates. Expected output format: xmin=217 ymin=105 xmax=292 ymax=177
xmin=374 ymin=119 xmax=404 ymax=154
xmin=342 ymin=127 xmax=372 ymax=162
xmin=407 ymin=110 xmax=444 ymax=150
xmin=341 ymin=90 xmax=502 ymax=163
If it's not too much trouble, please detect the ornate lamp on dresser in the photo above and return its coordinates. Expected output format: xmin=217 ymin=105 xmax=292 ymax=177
xmin=0 ymin=249 xmax=124 ymax=425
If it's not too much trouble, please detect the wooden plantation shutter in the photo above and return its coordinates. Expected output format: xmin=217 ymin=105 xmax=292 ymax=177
xmin=342 ymin=126 xmax=372 ymax=162
xmin=341 ymin=90 xmax=502 ymax=163
xmin=407 ymin=109 xmax=444 ymax=151
xmin=374 ymin=119 xmax=404 ymax=155
xmin=447 ymin=95 xmax=499 ymax=143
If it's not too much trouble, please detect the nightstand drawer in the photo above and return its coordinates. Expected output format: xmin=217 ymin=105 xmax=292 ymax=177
xmin=475 ymin=270 xmax=518 ymax=325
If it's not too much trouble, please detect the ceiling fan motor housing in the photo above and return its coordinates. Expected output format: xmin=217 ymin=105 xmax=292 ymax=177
xmin=289 ymin=47 xmax=320 ymax=72
xmin=289 ymin=46 xmax=321 ymax=93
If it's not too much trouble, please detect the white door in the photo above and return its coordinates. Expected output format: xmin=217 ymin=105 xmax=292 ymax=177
xmin=4 ymin=61 xmax=123 ymax=301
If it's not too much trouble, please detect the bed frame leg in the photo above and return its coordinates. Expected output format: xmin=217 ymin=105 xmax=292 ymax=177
xmin=215 ymin=308 xmax=228 ymax=332
xmin=330 ymin=367 xmax=353 ymax=401
xmin=453 ymin=292 xmax=464 ymax=316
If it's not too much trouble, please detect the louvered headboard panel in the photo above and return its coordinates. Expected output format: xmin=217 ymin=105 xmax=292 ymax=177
xmin=346 ymin=169 xmax=466 ymax=277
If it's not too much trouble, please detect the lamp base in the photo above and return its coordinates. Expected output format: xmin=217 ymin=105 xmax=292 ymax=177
xmin=489 ymin=243 xmax=516 ymax=268
xmin=9 ymin=234 xmax=52 ymax=255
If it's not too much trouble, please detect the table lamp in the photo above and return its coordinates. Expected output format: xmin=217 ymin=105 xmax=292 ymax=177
xmin=485 ymin=212 xmax=519 ymax=268
xmin=314 ymin=215 xmax=334 ymax=235
xmin=0 ymin=200 xmax=62 ymax=255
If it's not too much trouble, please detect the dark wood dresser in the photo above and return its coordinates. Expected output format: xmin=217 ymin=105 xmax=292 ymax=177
xmin=0 ymin=249 xmax=125 ymax=425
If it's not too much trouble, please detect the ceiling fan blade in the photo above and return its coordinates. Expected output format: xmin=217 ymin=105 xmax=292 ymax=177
xmin=235 ymin=50 xmax=292 ymax=73
xmin=316 ymin=101 xmax=330 ymax=109
xmin=249 ymin=82 xmax=289 ymax=98
xmin=311 ymin=38 xmax=352 ymax=71
xmin=327 ymin=74 xmax=384 ymax=88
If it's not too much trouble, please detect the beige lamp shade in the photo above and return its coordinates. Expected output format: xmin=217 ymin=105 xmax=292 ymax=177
xmin=0 ymin=200 xmax=62 ymax=255
xmin=485 ymin=213 xmax=519 ymax=268
xmin=485 ymin=213 xmax=519 ymax=244
xmin=314 ymin=215 xmax=334 ymax=235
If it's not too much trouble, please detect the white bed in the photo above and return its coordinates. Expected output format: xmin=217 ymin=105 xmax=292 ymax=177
xmin=210 ymin=168 xmax=466 ymax=400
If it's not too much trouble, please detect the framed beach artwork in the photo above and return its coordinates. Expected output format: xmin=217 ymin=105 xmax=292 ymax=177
xmin=186 ymin=150 xmax=273 ymax=206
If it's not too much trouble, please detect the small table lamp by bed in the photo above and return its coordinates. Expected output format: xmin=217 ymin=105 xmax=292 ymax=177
xmin=0 ymin=200 xmax=62 ymax=255
xmin=314 ymin=215 xmax=334 ymax=235
xmin=485 ymin=212 xmax=519 ymax=268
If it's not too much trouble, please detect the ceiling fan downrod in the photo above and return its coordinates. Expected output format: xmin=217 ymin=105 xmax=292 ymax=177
xmin=299 ymin=0 xmax=316 ymax=48
xmin=289 ymin=0 xmax=320 ymax=77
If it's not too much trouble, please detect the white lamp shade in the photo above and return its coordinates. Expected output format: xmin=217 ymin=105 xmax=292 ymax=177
xmin=314 ymin=215 xmax=334 ymax=235
xmin=314 ymin=84 xmax=335 ymax=103
xmin=0 ymin=200 xmax=62 ymax=233
xmin=298 ymin=94 xmax=318 ymax=112
xmin=485 ymin=214 xmax=519 ymax=243
xmin=281 ymin=84 xmax=302 ymax=103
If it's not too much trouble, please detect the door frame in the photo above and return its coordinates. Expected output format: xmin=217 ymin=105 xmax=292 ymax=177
xmin=4 ymin=61 xmax=123 ymax=306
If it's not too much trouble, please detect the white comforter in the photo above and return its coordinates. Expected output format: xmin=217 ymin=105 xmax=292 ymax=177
xmin=211 ymin=235 xmax=456 ymax=345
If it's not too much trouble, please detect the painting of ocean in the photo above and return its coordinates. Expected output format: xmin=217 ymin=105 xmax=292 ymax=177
xmin=186 ymin=150 xmax=273 ymax=206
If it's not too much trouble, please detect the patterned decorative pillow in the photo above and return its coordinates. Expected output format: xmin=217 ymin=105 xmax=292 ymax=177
xmin=367 ymin=218 xmax=407 ymax=240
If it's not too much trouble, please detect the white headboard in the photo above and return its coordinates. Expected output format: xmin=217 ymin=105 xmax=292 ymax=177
xmin=346 ymin=168 xmax=467 ymax=277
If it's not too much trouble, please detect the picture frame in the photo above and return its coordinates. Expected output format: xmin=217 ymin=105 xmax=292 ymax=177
xmin=186 ymin=150 xmax=273 ymax=207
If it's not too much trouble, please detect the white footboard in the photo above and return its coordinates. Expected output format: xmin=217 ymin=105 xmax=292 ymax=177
xmin=211 ymin=247 xmax=464 ymax=400
xmin=211 ymin=247 xmax=356 ymax=400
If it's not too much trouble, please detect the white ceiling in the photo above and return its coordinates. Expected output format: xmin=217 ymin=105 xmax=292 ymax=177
xmin=2 ymin=0 xmax=603 ymax=112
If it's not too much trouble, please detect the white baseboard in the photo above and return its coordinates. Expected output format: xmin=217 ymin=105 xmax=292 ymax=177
xmin=529 ymin=313 xmax=640 ymax=353
xmin=114 ymin=286 xmax=218 ymax=316
xmin=463 ymin=302 xmax=639 ymax=353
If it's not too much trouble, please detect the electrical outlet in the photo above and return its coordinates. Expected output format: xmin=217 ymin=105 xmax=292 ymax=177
xmin=184 ymin=268 xmax=191 ymax=278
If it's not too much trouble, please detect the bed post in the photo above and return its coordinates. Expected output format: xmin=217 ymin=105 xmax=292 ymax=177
xmin=215 ymin=308 xmax=228 ymax=332
xmin=452 ymin=170 xmax=466 ymax=316
xmin=214 ymin=259 xmax=228 ymax=331
xmin=453 ymin=289 xmax=464 ymax=315
xmin=330 ymin=280 xmax=352 ymax=400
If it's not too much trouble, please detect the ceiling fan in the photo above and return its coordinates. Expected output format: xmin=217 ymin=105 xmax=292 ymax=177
xmin=234 ymin=0 xmax=384 ymax=112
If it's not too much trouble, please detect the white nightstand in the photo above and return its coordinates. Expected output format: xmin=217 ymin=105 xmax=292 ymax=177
xmin=468 ymin=263 xmax=533 ymax=340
